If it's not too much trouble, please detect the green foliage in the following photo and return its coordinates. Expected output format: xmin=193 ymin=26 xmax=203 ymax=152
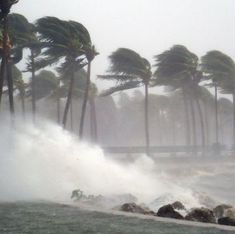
xmin=99 ymin=48 xmax=152 ymax=96
xmin=201 ymin=50 xmax=235 ymax=94
xmin=35 ymin=17 xmax=92 ymax=74
xmin=5 ymin=13 xmax=40 ymax=65
xmin=154 ymin=45 xmax=198 ymax=89
xmin=0 ymin=0 xmax=19 ymax=17
xmin=28 ymin=70 xmax=58 ymax=100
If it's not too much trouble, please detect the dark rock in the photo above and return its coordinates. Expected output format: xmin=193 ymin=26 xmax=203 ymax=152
xmin=185 ymin=208 xmax=216 ymax=223
xmin=157 ymin=204 xmax=184 ymax=220
xmin=224 ymin=208 xmax=235 ymax=219
xmin=172 ymin=201 xmax=185 ymax=210
xmin=120 ymin=203 xmax=155 ymax=215
xmin=218 ymin=217 xmax=235 ymax=226
xmin=213 ymin=204 xmax=232 ymax=219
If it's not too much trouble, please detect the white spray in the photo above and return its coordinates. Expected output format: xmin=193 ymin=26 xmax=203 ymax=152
xmin=0 ymin=118 xmax=202 ymax=209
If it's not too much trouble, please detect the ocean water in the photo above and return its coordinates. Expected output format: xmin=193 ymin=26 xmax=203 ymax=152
xmin=0 ymin=119 xmax=235 ymax=233
xmin=0 ymin=202 xmax=235 ymax=234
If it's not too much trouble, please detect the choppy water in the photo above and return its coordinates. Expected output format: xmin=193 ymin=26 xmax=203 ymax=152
xmin=0 ymin=120 xmax=235 ymax=233
xmin=0 ymin=202 xmax=235 ymax=234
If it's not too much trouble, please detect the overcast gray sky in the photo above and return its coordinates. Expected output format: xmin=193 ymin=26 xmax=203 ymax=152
xmin=13 ymin=0 xmax=235 ymax=92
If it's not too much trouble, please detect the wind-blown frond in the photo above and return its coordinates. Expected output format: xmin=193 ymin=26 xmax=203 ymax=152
xmin=98 ymin=74 xmax=136 ymax=82
xmin=153 ymin=45 xmax=198 ymax=88
xmin=201 ymin=50 xmax=235 ymax=94
xmin=108 ymin=48 xmax=151 ymax=79
xmin=100 ymin=80 xmax=141 ymax=96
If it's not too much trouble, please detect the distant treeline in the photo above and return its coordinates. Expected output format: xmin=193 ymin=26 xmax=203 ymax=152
xmin=0 ymin=1 xmax=235 ymax=155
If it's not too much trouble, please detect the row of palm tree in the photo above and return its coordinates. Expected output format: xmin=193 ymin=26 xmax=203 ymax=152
xmin=1 ymin=2 xmax=235 ymax=152
xmin=99 ymin=46 xmax=235 ymax=155
xmin=0 ymin=1 xmax=97 ymax=138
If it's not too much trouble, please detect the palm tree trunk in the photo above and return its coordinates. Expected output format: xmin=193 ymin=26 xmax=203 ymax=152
xmin=89 ymin=97 xmax=98 ymax=143
xmin=31 ymin=49 xmax=36 ymax=123
xmin=144 ymin=82 xmax=150 ymax=156
xmin=21 ymin=95 xmax=25 ymax=119
xmin=215 ymin=83 xmax=219 ymax=144
xmin=182 ymin=88 xmax=191 ymax=147
xmin=233 ymin=89 xmax=235 ymax=147
xmin=204 ymin=103 xmax=210 ymax=145
xmin=79 ymin=61 xmax=91 ymax=139
xmin=157 ymin=110 xmax=162 ymax=145
xmin=0 ymin=15 xmax=8 ymax=106
xmin=6 ymin=60 xmax=14 ymax=115
xmin=195 ymin=97 xmax=206 ymax=155
xmin=92 ymin=98 xmax=98 ymax=142
xmin=56 ymin=95 xmax=60 ymax=124
xmin=89 ymin=99 xmax=94 ymax=141
xmin=70 ymin=97 xmax=73 ymax=131
xmin=189 ymin=95 xmax=197 ymax=154
xmin=62 ymin=67 xmax=75 ymax=129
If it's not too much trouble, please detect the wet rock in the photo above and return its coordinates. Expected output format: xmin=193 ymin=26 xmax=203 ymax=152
xmin=224 ymin=208 xmax=235 ymax=219
xmin=213 ymin=204 xmax=232 ymax=219
xmin=218 ymin=217 xmax=235 ymax=226
xmin=172 ymin=201 xmax=185 ymax=210
xmin=185 ymin=208 xmax=216 ymax=223
xmin=157 ymin=204 xmax=184 ymax=220
xmin=120 ymin=203 xmax=155 ymax=215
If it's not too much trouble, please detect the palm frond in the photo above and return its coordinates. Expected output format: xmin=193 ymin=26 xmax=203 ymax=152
xmin=99 ymin=80 xmax=141 ymax=96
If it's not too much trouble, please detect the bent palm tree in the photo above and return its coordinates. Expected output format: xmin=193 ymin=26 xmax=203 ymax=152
xmin=8 ymin=13 xmax=40 ymax=119
xmin=0 ymin=0 xmax=19 ymax=114
xmin=36 ymin=17 xmax=91 ymax=129
xmin=99 ymin=48 xmax=152 ymax=155
xmin=154 ymin=45 xmax=205 ymax=153
xmin=201 ymin=50 xmax=235 ymax=147
xmin=79 ymin=44 xmax=98 ymax=139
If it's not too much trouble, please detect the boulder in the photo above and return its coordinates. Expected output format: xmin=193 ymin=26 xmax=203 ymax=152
xmin=213 ymin=204 xmax=232 ymax=219
xmin=185 ymin=208 xmax=216 ymax=223
xmin=218 ymin=217 xmax=235 ymax=226
xmin=172 ymin=201 xmax=185 ymax=210
xmin=120 ymin=203 xmax=155 ymax=215
xmin=225 ymin=208 xmax=235 ymax=219
xmin=157 ymin=204 xmax=184 ymax=220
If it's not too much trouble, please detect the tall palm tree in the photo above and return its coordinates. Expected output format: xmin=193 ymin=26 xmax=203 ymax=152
xmin=154 ymin=45 xmax=206 ymax=153
xmin=0 ymin=0 xmax=19 ymax=114
xmin=7 ymin=13 xmax=41 ymax=120
xmin=12 ymin=65 xmax=26 ymax=117
xmin=196 ymin=86 xmax=214 ymax=145
xmin=27 ymin=70 xmax=58 ymax=101
xmin=99 ymin=48 xmax=152 ymax=155
xmin=201 ymin=51 xmax=234 ymax=147
xmin=218 ymin=98 xmax=233 ymax=145
xmin=88 ymin=83 xmax=98 ymax=142
xmin=36 ymin=17 xmax=91 ymax=129
xmin=79 ymin=45 xmax=98 ymax=139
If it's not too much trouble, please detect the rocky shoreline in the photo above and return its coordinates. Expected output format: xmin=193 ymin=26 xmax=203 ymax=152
xmin=71 ymin=190 xmax=235 ymax=227
xmin=119 ymin=202 xmax=235 ymax=227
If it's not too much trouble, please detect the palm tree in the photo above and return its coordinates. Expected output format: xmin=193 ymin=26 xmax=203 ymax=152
xmin=196 ymin=86 xmax=214 ymax=145
xmin=5 ymin=13 xmax=41 ymax=119
xmin=88 ymin=83 xmax=98 ymax=142
xmin=99 ymin=48 xmax=152 ymax=155
xmin=154 ymin=45 xmax=206 ymax=153
xmin=36 ymin=17 xmax=91 ymax=129
xmin=218 ymin=98 xmax=233 ymax=145
xmin=79 ymin=45 xmax=98 ymax=139
xmin=0 ymin=0 xmax=19 ymax=114
xmin=27 ymin=70 xmax=58 ymax=101
xmin=201 ymin=51 xmax=235 ymax=147
xmin=12 ymin=65 xmax=26 ymax=117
